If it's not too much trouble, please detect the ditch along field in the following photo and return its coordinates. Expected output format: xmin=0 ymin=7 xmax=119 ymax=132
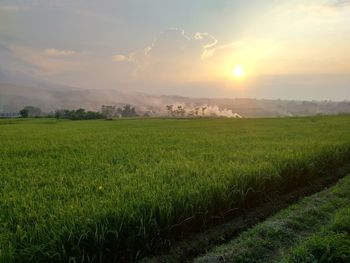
xmin=194 ymin=174 xmax=350 ymax=263
xmin=0 ymin=116 xmax=350 ymax=262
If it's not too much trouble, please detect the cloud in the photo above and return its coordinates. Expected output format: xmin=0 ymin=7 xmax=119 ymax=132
xmin=201 ymin=41 xmax=242 ymax=60
xmin=44 ymin=48 xmax=76 ymax=57
xmin=0 ymin=5 xmax=26 ymax=12
xmin=116 ymin=28 xmax=220 ymax=82
xmin=8 ymin=45 xmax=83 ymax=76
xmin=143 ymin=29 xmax=218 ymax=59
xmin=194 ymin=32 xmax=218 ymax=48
xmin=115 ymin=29 xmax=283 ymax=82
xmin=299 ymin=0 xmax=350 ymax=14
xmin=113 ymin=54 xmax=128 ymax=62
xmin=332 ymin=0 xmax=350 ymax=7
xmin=4 ymin=43 xmax=136 ymax=89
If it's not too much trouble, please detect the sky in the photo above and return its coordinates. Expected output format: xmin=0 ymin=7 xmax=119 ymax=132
xmin=0 ymin=0 xmax=350 ymax=100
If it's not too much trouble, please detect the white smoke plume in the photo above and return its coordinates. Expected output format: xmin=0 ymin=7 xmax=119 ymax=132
xmin=203 ymin=105 xmax=242 ymax=118
xmin=164 ymin=104 xmax=243 ymax=118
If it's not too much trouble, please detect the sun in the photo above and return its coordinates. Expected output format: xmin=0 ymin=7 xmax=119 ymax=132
xmin=232 ymin=65 xmax=245 ymax=78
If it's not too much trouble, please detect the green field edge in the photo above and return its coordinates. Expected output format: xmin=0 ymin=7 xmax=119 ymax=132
xmin=194 ymin=174 xmax=350 ymax=263
xmin=142 ymin=164 xmax=350 ymax=263
xmin=136 ymin=147 xmax=350 ymax=261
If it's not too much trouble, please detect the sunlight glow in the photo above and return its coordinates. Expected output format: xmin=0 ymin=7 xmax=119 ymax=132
xmin=232 ymin=65 xmax=245 ymax=78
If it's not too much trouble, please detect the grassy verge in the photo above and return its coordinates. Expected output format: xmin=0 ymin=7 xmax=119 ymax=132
xmin=284 ymin=208 xmax=350 ymax=263
xmin=195 ymin=175 xmax=350 ymax=263
xmin=1 ymin=116 xmax=350 ymax=262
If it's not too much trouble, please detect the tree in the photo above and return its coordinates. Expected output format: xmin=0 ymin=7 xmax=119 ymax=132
xmin=166 ymin=105 xmax=174 ymax=116
xmin=20 ymin=106 xmax=42 ymax=118
xmin=27 ymin=106 xmax=42 ymax=117
xmin=55 ymin=110 xmax=65 ymax=119
xmin=194 ymin=107 xmax=200 ymax=117
xmin=19 ymin=108 xmax=29 ymax=118
xmin=118 ymin=104 xmax=138 ymax=117
xmin=101 ymin=105 xmax=116 ymax=119
xmin=54 ymin=108 xmax=104 ymax=120
xmin=187 ymin=110 xmax=195 ymax=117
xmin=177 ymin=105 xmax=185 ymax=117
xmin=201 ymin=106 xmax=207 ymax=116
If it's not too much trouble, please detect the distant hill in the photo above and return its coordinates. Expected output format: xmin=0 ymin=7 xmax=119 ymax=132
xmin=1 ymin=81 xmax=350 ymax=117
xmin=0 ymin=82 xmax=129 ymax=112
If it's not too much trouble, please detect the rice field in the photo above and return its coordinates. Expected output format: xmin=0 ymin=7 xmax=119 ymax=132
xmin=1 ymin=116 xmax=350 ymax=262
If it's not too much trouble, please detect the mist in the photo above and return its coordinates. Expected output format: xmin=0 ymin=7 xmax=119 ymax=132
xmin=1 ymin=79 xmax=350 ymax=118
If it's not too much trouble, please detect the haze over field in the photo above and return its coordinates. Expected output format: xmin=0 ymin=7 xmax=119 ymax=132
xmin=0 ymin=0 xmax=349 ymax=112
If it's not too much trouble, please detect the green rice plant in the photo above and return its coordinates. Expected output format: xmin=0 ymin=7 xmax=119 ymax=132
xmin=1 ymin=116 xmax=350 ymax=262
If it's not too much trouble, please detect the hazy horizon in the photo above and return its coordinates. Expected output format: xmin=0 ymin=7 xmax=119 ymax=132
xmin=1 ymin=0 xmax=350 ymax=100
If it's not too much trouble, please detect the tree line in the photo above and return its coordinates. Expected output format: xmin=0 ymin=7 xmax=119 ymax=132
xmin=165 ymin=105 xmax=207 ymax=117
xmin=101 ymin=105 xmax=138 ymax=119
xmin=54 ymin=109 xmax=104 ymax=120
xmin=19 ymin=104 xmax=139 ymax=120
